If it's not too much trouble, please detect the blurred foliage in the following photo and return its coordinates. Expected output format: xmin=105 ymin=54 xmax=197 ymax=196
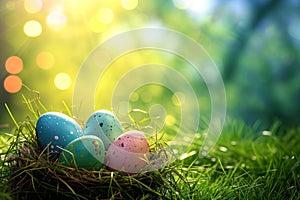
xmin=1 ymin=0 xmax=300 ymax=132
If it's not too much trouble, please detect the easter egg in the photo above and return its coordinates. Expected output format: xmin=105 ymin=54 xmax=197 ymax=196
xmin=83 ymin=110 xmax=123 ymax=150
xmin=105 ymin=130 xmax=149 ymax=173
xmin=58 ymin=135 xmax=105 ymax=170
xmin=36 ymin=112 xmax=83 ymax=153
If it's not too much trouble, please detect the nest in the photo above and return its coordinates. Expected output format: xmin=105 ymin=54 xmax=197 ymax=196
xmin=1 ymin=119 xmax=184 ymax=200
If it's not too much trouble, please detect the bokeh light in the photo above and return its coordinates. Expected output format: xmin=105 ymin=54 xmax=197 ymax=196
xmin=141 ymin=91 xmax=152 ymax=103
xmin=130 ymin=92 xmax=139 ymax=102
xmin=288 ymin=19 xmax=300 ymax=40
xmin=46 ymin=10 xmax=67 ymax=31
xmin=6 ymin=1 xmax=16 ymax=10
xmin=24 ymin=20 xmax=42 ymax=37
xmin=173 ymin=0 xmax=214 ymax=18
xmin=1 ymin=0 xmax=300 ymax=130
xmin=5 ymin=56 xmax=23 ymax=74
xmin=24 ymin=0 xmax=43 ymax=14
xmin=36 ymin=51 xmax=55 ymax=70
xmin=4 ymin=75 xmax=22 ymax=93
xmin=165 ymin=115 xmax=176 ymax=126
xmin=121 ymin=0 xmax=139 ymax=10
xmin=173 ymin=0 xmax=190 ymax=10
xmin=98 ymin=8 xmax=114 ymax=24
xmin=54 ymin=73 xmax=72 ymax=90
xmin=187 ymin=0 xmax=215 ymax=15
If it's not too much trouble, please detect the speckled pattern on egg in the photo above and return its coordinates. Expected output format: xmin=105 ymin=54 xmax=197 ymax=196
xmin=83 ymin=110 xmax=123 ymax=150
xmin=36 ymin=112 xmax=83 ymax=153
xmin=58 ymin=135 xmax=105 ymax=170
xmin=105 ymin=130 xmax=149 ymax=173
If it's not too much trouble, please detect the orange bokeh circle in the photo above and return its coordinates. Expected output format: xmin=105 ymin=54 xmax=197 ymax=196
xmin=4 ymin=75 xmax=22 ymax=93
xmin=5 ymin=56 xmax=23 ymax=74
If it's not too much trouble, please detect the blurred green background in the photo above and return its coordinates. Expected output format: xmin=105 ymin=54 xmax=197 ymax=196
xmin=1 ymin=0 xmax=300 ymax=132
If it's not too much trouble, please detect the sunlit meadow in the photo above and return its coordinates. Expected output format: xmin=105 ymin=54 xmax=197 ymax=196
xmin=1 ymin=0 xmax=300 ymax=199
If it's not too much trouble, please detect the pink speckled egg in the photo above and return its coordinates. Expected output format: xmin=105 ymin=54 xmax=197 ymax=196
xmin=105 ymin=130 xmax=149 ymax=173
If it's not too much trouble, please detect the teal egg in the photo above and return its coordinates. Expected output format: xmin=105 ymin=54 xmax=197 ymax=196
xmin=59 ymin=135 xmax=105 ymax=170
xmin=36 ymin=112 xmax=83 ymax=154
xmin=83 ymin=110 xmax=123 ymax=150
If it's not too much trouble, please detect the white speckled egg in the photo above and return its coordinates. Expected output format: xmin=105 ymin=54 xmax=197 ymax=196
xmin=59 ymin=135 xmax=105 ymax=170
xmin=83 ymin=110 xmax=123 ymax=150
xmin=36 ymin=112 xmax=83 ymax=153
xmin=105 ymin=130 xmax=149 ymax=173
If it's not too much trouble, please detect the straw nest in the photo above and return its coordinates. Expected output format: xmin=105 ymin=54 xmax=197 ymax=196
xmin=1 ymin=119 xmax=185 ymax=200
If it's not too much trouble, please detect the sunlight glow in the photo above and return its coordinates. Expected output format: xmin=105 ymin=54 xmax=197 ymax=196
xmin=5 ymin=56 xmax=23 ymax=74
xmin=173 ymin=0 xmax=215 ymax=18
xmin=4 ymin=75 xmax=22 ymax=93
xmin=121 ymin=0 xmax=139 ymax=10
xmin=36 ymin=52 xmax=55 ymax=70
xmin=98 ymin=8 xmax=114 ymax=24
xmin=24 ymin=20 xmax=42 ymax=37
xmin=24 ymin=0 xmax=43 ymax=14
xmin=46 ymin=10 xmax=67 ymax=31
xmin=88 ymin=15 xmax=107 ymax=33
xmin=188 ymin=0 xmax=214 ymax=13
xmin=54 ymin=73 xmax=72 ymax=90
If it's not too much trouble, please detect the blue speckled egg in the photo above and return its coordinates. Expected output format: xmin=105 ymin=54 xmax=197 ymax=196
xmin=58 ymin=135 xmax=105 ymax=170
xmin=36 ymin=112 xmax=83 ymax=153
xmin=83 ymin=110 xmax=123 ymax=150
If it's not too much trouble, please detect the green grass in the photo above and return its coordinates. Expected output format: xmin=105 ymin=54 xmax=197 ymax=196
xmin=179 ymin=119 xmax=300 ymax=200
xmin=0 ymin=98 xmax=300 ymax=199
